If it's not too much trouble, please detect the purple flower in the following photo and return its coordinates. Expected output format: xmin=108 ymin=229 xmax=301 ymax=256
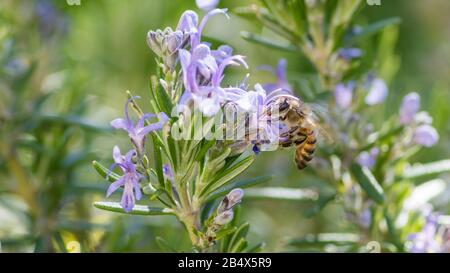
xmin=211 ymin=45 xmax=233 ymax=62
xmin=215 ymin=188 xmax=244 ymax=225
xmin=176 ymin=10 xmax=199 ymax=34
xmin=106 ymin=146 xmax=143 ymax=213
xmin=110 ymin=97 xmax=169 ymax=156
xmin=334 ymin=82 xmax=354 ymax=108
xmin=179 ymin=43 xmax=247 ymax=116
xmin=357 ymin=147 xmax=379 ymax=168
xmin=358 ymin=209 xmax=372 ymax=229
xmin=196 ymin=0 xmax=220 ymax=11
xmin=408 ymin=214 xmax=441 ymax=253
xmin=226 ymin=84 xmax=294 ymax=153
xmin=399 ymin=92 xmax=420 ymax=124
xmin=179 ymin=44 xmax=219 ymax=92
xmin=413 ymin=125 xmax=439 ymax=147
xmin=338 ymin=48 xmax=362 ymax=60
xmin=35 ymin=0 xmax=69 ymax=38
xmin=177 ymin=9 xmax=229 ymax=49
xmin=261 ymin=59 xmax=293 ymax=93
xmin=365 ymin=78 xmax=388 ymax=105
xmin=218 ymin=188 xmax=244 ymax=212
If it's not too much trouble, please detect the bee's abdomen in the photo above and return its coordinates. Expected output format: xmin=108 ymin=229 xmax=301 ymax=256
xmin=295 ymin=130 xmax=316 ymax=170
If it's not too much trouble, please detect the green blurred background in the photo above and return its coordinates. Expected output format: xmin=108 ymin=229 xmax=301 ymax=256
xmin=0 ymin=0 xmax=449 ymax=252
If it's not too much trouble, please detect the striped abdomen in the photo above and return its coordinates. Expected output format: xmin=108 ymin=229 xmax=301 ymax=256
xmin=295 ymin=130 xmax=316 ymax=169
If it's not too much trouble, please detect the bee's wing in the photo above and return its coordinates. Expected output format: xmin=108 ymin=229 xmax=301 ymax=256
xmin=305 ymin=102 xmax=335 ymax=144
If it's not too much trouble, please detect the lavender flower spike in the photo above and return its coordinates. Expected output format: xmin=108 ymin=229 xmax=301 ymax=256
xmin=413 ymin=124 xmax=439 ymax=147
xmin=110 ymin=97 xmax=169 ymax=156
xmin=106 ymin=146 xmax=143 ymax=213
xmin=399 ymin=92 xmax=420 ymax=124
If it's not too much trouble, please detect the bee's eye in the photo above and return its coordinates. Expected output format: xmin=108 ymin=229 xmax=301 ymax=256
xmin=279 ymin=101 xmax=289 ymax=112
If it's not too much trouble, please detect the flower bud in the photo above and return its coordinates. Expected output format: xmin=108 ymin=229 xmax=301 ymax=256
xmin=400 ymin=92 xmax=420 ymax=124
xmin=176 ymin=10 xmax=198 ymax=33
xmin=196 ymin=0 xmax=220 ymax=11
xmin=413 ymin=124 xmax=439 ymax=147
xmin=214 ymin=210 xmax=234 ymax=225
xmin=334 ymin=82 xmax=353 ymax=109
xmin=365 ymin=78 xmax=388 ymax=105
xmin=147 ymin=28 xmax=188 ymax=70
xmin=357 ymin=147 xmax=379 ymax=168
xmin=218 ymin=188 xmax=244 ymax=212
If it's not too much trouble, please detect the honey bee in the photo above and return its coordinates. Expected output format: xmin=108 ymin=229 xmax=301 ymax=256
xmin=271 ymin=97 xmax=319 ymax=170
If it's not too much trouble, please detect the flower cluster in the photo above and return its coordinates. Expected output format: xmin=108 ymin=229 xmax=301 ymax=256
xmin=96 ymin=8 xmax=307 ymax=251
xmin=148 ymin=9 xmax=298 ymax=152
xmin=106 ymin=97 xmax=168 ymax=212
xmin=399 ymin=92 xmax=439 ymax=147
xmin=407 ymin=214 xmax=450 ymax=253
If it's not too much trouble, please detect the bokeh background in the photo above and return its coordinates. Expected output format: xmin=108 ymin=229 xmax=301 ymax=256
xmin=0 ymin=0 xmax=449 ymax=252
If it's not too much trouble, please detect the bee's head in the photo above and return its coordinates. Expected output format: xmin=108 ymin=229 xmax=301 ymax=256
xmin=279 ymin=99 xmax=290 ymax=113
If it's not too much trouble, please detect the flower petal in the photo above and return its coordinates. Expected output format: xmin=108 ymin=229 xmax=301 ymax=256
xmin=110 ymin=118 xmax=130 ymax=130
xmin=120 ymin=185 xmax=135 ymax=213
xmin=137 ymin=113 xmax=157 ymax=130
xmin=399 ymin=92 xmax=420 ymax=124
xmin=196 ymin=0 xmax=220 ymax=11
xmin=112 ymin=146 xmax=123 ymax=164
xmin=176 ymin=10 xmax=198 ymax=33
xmin=106 ymin=178 xmax=125 ymax=197
xmin=413 ymin=125 xmax=439 ymax=147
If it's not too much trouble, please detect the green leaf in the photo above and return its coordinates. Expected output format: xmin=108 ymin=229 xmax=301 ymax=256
xmin=151 ymin=134 xmax=165 ymax=188
xmin=201 ymin=155 xmax=255 ymax=197
xmin=240 ymin=31 xmax=298 ymax=52
xmin=230 ymin=237 xmax=248 ymax=253
xmin=216 ymin=226 xmax=238 ymax=241
xmin=205 ymin=175 xmax=272 ymax=202
xmin=304 ymin=193 xmax=336 ymax=218
xmin=38 ymin=114 xmax=111 ymax=132
xmin=151 ymin=75 xmax=173 ymax=115
xmin=384 ymin=210 xmax=403 ymax=251
xmin=155 ymin=237 xmax=178 ymax=253
xmin=359 ymin=125 xmax=403 ymax=152
xmin=351 ymin=164 xmax=385 ymax=204
xmin=227 ymin=222 xmax=250 ymax=253
xmin=350 ymin=17 xmax=401 ymax=42
xmin=287 ymin=233 xmax=360 ymax=247
xmin=93 ymin=201 xmax=174 ymax=215
xmin=92 ymin=160 xmax=120 ymax=182
xmin=402 ymin=160 xmax=450 ymax=179
xmin=245 ymin=242 xmax=266 ymax=253
xmin=244 ymin=187 xmax=318 ymax=201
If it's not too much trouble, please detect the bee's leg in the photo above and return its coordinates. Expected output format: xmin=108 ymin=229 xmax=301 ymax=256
xmin=280 ymin=126 xmax=300 ymax=138
xmin=280 ymin=140 xmax=293 ymax=148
